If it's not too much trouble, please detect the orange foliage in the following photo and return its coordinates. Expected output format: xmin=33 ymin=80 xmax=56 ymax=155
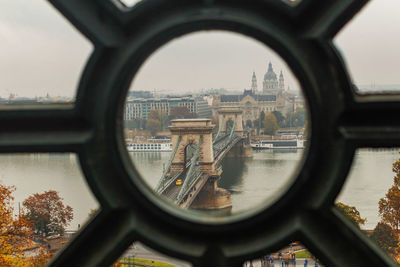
xmin=23 ymin=190 xmax=73 ymax=236
xmin=0 ymin=184 xmax=51 ymax=266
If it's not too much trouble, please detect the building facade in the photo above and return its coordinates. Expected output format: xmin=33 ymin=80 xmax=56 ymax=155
xmin=211 ymin=62 xmax=304 ymax=123
xmin=124 ymin=96 xmax=211 ymax=120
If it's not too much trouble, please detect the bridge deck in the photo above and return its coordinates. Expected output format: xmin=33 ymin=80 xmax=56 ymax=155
xmin=158 ymin=133 xmax=243 ymax=207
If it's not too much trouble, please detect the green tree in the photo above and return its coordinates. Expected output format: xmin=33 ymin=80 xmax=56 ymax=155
xmin=259 ymin=110 xmax=265 ymax=122
xmin=139 ymin=118 xmax=146 ymax=130
xmin=254 ymin=111 xmax=265 ymax=134
xmin=370 ymin=222 xmax=398 ymax=255
xmin=272 ymin=111 xmax=285 ymax=127
xmin=284 ymin=112 xmax=293 ymax=128
xmin=252 ymin=119 xmax=259 ymax=130
xmin=293 ymin=108 xmax=306 ymax=127
xmin=336 ymin=202 xmax=366 ymax=228
xmin=125 ymin=119 xmax=137 ymax=130
xmin=245 ymin=119 xmax=253 ymax=129
xmin=263 ymin=112 xmax=278 ymax=135
xmin=378 ymin=156 xmax=400 ymax=230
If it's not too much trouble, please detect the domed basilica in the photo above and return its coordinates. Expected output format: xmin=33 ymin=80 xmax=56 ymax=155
xmin=212 ymin=62 xmax=304 ymax=123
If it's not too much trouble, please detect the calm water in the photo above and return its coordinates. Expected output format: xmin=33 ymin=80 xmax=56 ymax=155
xmin=0 ymin=154 xmax=98 ymax=230
xmin=131 ymin=149 xmax=303 ymax=214
xmin=338 ymin=149 xmax=400 ymax=229
xmin=0 ymin=149 xmax=398 ymax=230
xmin=131 ymin=148 xmax=400 ymax=228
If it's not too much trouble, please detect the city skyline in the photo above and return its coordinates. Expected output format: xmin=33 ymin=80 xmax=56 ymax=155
xmin=1 ymin=0 xmax=400 ymax=98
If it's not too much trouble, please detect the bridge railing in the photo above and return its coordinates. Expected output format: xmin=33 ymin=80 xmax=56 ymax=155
xmin=157 ymin=160 xmax=193 ymax=194
xmin=176 ymin=167 xmax=205 ymax=206
xmin=179 ymin=172 xmax=209 ymax=208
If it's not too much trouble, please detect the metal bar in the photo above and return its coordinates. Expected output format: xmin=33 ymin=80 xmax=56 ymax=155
xmin=0 ymin=108 xmax=92 ymax=152
xmin=49 ymin=0 xmax=126 ymax=46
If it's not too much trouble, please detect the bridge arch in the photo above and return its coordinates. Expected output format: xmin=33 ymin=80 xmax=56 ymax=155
xmin=217 ymin=106 xmax=244 ymax=137
xmin=157 ymin=117 xmax=250 ymax=210
xmin=168 ymin=119 xmax=217 ymax=176
xmin=184 ymin=142 xmax=197 ymax=170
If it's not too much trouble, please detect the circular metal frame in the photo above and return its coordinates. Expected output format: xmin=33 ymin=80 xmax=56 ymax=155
xmin=4 ymin=0 xmax=399 ymax=266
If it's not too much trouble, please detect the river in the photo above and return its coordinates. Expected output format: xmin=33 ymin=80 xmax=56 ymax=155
xmin=0 ymin=149 xmax=398 ymax=230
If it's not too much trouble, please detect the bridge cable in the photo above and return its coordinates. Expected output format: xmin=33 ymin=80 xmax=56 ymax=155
xmin=155 ymin=135 xmax=182 ymax=192
xmin=176 ymin=135 xmax=203 ymax=203
xmin=213 ymin=116 xmax=224 ymax=144
xmin=229 ymin=116 xmax=237 ymax=140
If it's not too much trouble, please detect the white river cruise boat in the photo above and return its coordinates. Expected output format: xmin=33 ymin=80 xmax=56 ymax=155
xmin=126 ymin=139 xmax=172 ymax=152
xmin=250 ymin=139 xmax=304 ymax=149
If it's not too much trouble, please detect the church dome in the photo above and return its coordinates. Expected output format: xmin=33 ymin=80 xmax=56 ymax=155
xmin=264 ymin=62 xmax=277 ymax=81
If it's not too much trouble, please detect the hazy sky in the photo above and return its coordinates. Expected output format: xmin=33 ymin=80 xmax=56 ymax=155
xmin=131 ymin=31 xmax=300 ymax=94
xmin=0 ymin=0 xmax=399 ymax=97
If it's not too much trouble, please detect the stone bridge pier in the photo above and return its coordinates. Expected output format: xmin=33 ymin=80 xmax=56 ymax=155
xmin=217 ymin=106 xmax=244 ymax=137
xmin=168 ymin=119 xmax=231 ymax=210
xmin=169 ymin=119 xmax=219 ymax=176
xmin=218 ymin=106 xmax=253 ymax=158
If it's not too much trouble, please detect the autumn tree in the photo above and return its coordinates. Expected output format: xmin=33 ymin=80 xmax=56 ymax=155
xmin=146 ymin=119 xmax=161 ymax=136
xmin=147 ymin=109 xmax=160 ymax=121
xmin=23 ymin=190 xmax=73 ymax=236
xmin=169 ymin=106 xmax=193 ymax=119
xmin=1 ymin=184 xmax=50 ymax=266
xmin=146 ymin=109 xmax=169 ymax=134
xmin=379 ymin=186 xmax=400 ymax=231
xmin=149 ymin=109 xmax=168 ymax=124
xmin=378 ymin=156 xmax=400 ymax=230
xmin=336 ymin=202 xmax=366 ymax=228
xmin=263 ymin=112 xmax=278 ymax=135
xmin=87 ymin=208 xmax=99 ymax=221
xmin=370 ymin=222 xmax=398 ymax=255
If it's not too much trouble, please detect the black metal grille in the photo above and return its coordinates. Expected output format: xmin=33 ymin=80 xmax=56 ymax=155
xmin=5 ymin=0 xmax=398 ymax=266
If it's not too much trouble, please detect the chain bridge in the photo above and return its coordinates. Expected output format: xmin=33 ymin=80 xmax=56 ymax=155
xmin=155 ymin=107 xmax=252 ymax=210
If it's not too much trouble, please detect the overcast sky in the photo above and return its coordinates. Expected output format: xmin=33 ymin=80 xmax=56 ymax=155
xmin=0 ymin=0 xmax=399 ymax=98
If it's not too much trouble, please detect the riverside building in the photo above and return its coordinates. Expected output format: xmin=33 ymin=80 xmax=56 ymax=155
xmin=124 ymin=96 xmax=211 ymax=120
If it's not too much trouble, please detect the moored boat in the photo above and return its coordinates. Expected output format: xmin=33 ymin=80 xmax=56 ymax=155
xmin=250 ymin=139 xmax=304 ymax=149
xmin=126 ymin=139 xmax=172 ymax=152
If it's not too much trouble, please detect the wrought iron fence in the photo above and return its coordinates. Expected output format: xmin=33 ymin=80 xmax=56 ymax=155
xmin=4 ymin=0 xmax=398 ymax=266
